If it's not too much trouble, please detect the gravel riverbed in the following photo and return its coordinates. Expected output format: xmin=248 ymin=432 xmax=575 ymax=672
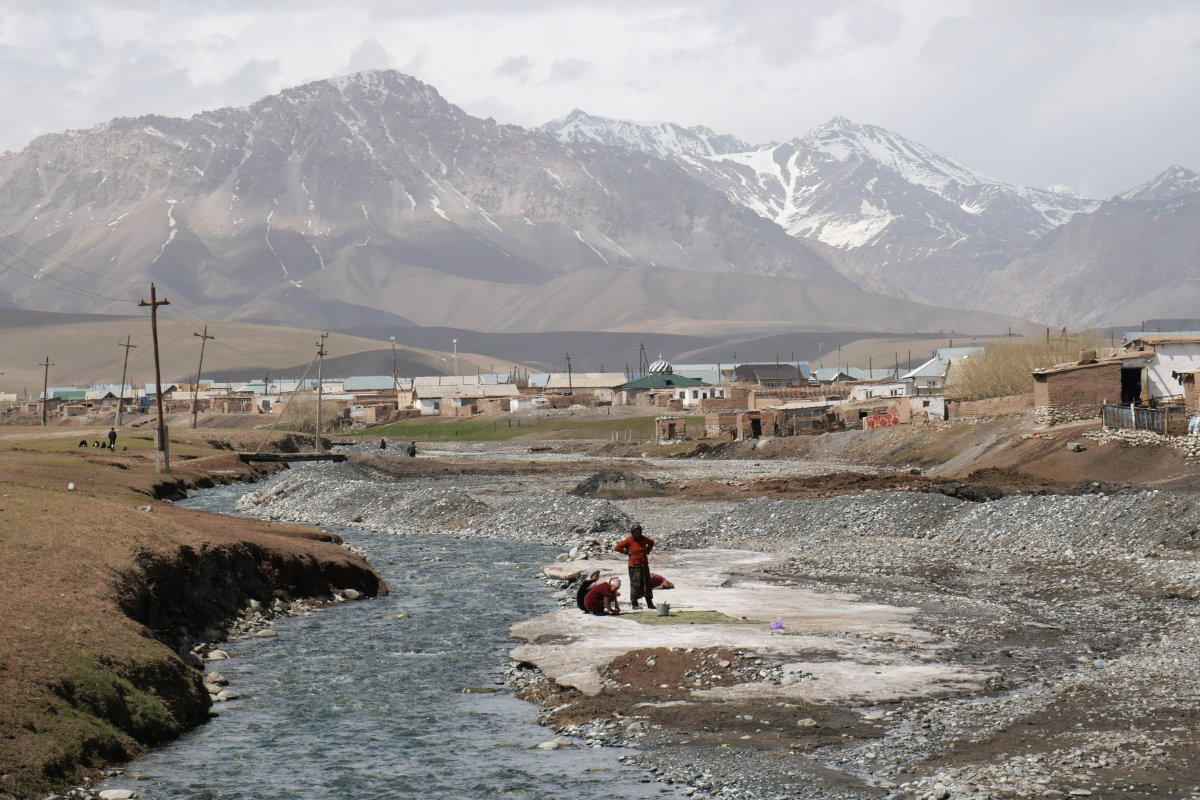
xmin=233 ymin=451 xmax=1200 ymax=800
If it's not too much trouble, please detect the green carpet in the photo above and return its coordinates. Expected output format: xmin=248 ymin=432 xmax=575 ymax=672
xmin=620 ymin=609 xmax=763 ymax=625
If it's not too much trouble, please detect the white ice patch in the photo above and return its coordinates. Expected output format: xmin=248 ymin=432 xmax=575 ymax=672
xmin=544 ymin=168 xmax=565 ymax=187
xmin=429 ymin=196 xmax=450 ymax=221
xmin=150 ymin=200 xmax=179 ymax=264
xmin=361 ymin=205 xmax=378 ymax=230
xmin=574 ymin=230 xmax=609 ymax=264
xmin=265 ymin=209 xmax=288 ymax=277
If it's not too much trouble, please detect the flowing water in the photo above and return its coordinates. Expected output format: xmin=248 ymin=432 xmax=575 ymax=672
xmin=99 ymin=483 xmax=668 ymax=800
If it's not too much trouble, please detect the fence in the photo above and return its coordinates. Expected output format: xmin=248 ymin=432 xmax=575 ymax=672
xmin=1101 ymin=404 xmax=1166 ymax=434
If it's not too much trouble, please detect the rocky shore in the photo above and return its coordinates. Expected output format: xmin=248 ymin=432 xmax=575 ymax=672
xmin=232 ymin=445 xmax=1200 ymax=800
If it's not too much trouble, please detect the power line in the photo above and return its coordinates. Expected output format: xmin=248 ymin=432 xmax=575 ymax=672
xmin=0 ymin=250 xmax=139 ymax=304
xmin=0 ymin=224 xmax=143 ymax=284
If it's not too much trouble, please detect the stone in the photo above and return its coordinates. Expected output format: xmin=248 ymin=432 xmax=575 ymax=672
xmin=796 ymin=718 xmax=818 ymax=728
xmin=0 ymin=775 xmax=15 ymax=787
xmin=385 ymin=612 xmax=411 ymax=620
xmin=203 ymin=682 xmax=222 ymax=694
xmin=1066 ymin=442 xmax=1086 ymax=452
xmin=98 ymin=791 xmax=136 ymax=800
xmin=932 ymin=784 xmax=950 ymax=800
xmin=535 ymin=741 xmax=559 ymax=750
xmin=206 ymin=649 xmax=229 ymax=661
xmin=67 ymin=482 xmax=76 ymax=491
xmin=625 ymin=722 xmax=644 ymax=733
xmin=206 ymin=672 xmax=228 ymax=686
xmin=343 ymin=588 xmax=361 ymax=600
xmin=215 ymin=689 xmax=238 ymax=702
xmin=254 ymin=630 xmax=278 ymax=638
xmin=541 ymin=564 xmax=586 ymax=581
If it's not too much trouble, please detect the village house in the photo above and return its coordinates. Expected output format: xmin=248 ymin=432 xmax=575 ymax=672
xmin=730 ymin=362 xmax=810 ymax=388
xmin=900 ymin=347 xmax=984 ymax=393
xmin=615 ymin=359 xmax=706 ymax=406
xmin=849 ymin=381 xmax=909 ymax=402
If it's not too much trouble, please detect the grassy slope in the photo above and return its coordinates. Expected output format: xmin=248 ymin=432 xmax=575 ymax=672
xmin=0 ymin=428 xmax=383 ymax=798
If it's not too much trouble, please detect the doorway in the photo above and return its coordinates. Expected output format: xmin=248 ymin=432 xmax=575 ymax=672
xmin=1120 ymin=368 xmax=1142 ymax=404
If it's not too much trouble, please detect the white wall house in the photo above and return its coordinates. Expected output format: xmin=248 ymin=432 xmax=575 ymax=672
xmin=1141 ymin=340 xmax=1200 ymax=400
xmin=671 ymin=386 xmax=726 ymax=407
xmin=850 ymin=382 xmax=910 ymax=402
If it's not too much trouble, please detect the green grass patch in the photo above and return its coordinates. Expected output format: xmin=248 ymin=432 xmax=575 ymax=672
xmin=620 ymin=610 xmax=763 ymax=625
xmin=355 ymin=414 xmax=705 ymax=443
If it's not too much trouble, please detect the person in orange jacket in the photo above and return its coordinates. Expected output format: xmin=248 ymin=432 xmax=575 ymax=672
xmin=614 ymin=523 xmax=655 ymax=610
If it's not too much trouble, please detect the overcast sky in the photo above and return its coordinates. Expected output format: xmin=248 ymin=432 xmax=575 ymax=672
xmin=1 ymin=1 xmax=1198 ymax=197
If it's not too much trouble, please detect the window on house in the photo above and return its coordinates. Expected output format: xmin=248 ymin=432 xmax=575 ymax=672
xmin=922 ymin=400 xmax=930 ymax=408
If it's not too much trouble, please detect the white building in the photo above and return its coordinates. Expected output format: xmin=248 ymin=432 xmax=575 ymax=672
xmin=671 ymin=386 xmax=728 ymax=407
xmin=1124 ymin=334 xmax=1200 ymax=401
xmin=849 ymin=382 xmax=909 ymax=402
xmin=900 ymin=347 xmax=985 ymax=393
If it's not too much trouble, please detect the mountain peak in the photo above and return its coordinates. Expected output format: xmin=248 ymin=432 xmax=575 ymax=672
xmin=540 ymin=111 xmax=750 ymax=157
xmin=1117 ymin=165 xmax=1200 ymax=203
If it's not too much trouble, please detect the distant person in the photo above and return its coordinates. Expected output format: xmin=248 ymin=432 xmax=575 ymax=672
xmin=576 ymin=569 xmax=601 ymax=612
xmin=615 ymin=523 xmax=655 ymax=610
xmin=650 ymin=573 xmax=674 ymax=590
xmin=380 ymin=438 xmax=388 ymax=449
xmin=407 ymin=441 xmax=417 ymax=457
xmin=583 ymin=577 xmax=622 ymax=616
xmin=107 ymin=427 xmax=117 ymax=452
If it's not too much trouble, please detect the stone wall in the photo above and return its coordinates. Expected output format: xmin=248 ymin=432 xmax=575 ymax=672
xmin=1034 ymin=405 xmax=1100 ymax=426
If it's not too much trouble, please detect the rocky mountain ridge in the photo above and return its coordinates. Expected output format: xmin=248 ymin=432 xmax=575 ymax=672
xmin=542 ymin=111 xmax=1200 ymax=326
xmin=0 ymin=69 xmax=1035 ymax=336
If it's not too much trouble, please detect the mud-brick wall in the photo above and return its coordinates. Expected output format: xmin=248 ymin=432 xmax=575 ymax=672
xmin=1033 ymin=362 xmax=1121 ymax=424
xmin=947 ymin=393 xmax=1035 ymax=418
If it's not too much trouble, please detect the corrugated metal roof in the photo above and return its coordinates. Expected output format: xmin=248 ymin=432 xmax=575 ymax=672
xmin=343 ymin=376 xmax=396 ymax=391
xmin=544 ymin=372 xmax=628 ymax=389
xmin=416 ymin=384 xmax=520 ymax=399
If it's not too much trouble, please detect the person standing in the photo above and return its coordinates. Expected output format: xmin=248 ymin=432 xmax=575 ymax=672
xmin=107 ymin=427 xmax=117 ymax=452
xmin=615 ymin=523 xmax=655 ymax=610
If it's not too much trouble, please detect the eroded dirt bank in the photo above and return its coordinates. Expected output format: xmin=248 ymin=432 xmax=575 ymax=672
xmin=0 ymin=429 xmax=385 ymax=799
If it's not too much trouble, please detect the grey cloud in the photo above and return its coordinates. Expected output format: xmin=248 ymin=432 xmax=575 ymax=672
xmin=546 ymin=58 xmax=591 ymax=83
xmin=344 ymin=39 xmax=395 ymax=74
xmin=494 ymin=55 xmax=535 ymax=82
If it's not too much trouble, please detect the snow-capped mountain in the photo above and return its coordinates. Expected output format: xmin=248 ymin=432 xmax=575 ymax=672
xmin=543 ymin=108 xmax=752 ymax=159
xmin=544 ymin=112 xmax=1099 ymax=307
xmin=0 ymin=70 xmax=1035 ymax=336
xmin=1116 ymin=165 xmax=1200 ymax=204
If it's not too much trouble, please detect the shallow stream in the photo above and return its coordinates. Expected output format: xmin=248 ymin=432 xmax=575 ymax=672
xmin=98 ymin=483 xmax=668 ymax=800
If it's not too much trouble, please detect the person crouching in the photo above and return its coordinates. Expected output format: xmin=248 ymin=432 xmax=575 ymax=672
xmin=583 ymin=576 xmax=622 ymax=616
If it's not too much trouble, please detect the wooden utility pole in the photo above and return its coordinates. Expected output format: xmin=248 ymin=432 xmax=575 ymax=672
xmin=390 ymin=336 xmax=397 ymax=391
xmin=190 ymin=325 xmax=214 ymax=429
xmin=315 ymin=333 xmax=328 ymax=454
xmin=117 ymin=337 xmax=136 ymax=427
xmin=566 ymin=353 xmax=573 ymax=395
xmin=139 ymin=283 xmax=171 ymax=474
xmin=38 ymin=356 xmax=53 ymax=426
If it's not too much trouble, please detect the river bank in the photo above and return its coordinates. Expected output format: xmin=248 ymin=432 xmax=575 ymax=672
xmin=0 ymin=428 xmax=386 ymax=800
xmin=236 ymin=438 xmax=1200 ymax=800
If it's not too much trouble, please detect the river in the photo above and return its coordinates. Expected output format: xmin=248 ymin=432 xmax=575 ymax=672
xmin=98 ymin=483 xmax=669 ymax=800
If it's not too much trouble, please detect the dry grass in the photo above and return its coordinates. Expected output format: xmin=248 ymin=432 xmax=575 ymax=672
xmin=0 ymin=428 xmax=381 ymax=798
xmin=948 ymin=332 xmax=1102 ymax=401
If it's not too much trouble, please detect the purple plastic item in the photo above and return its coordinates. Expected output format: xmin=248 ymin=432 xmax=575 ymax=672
xmin=768 ymin=622 xmax=784 ymax=630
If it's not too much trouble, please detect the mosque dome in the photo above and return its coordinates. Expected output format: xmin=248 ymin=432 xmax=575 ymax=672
xmin=648 ymin=357 xmax=674 ymax=374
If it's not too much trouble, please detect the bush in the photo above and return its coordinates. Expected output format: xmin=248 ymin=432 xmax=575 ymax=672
xmin=949 ymin=333 xmax=1101 ymax=401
